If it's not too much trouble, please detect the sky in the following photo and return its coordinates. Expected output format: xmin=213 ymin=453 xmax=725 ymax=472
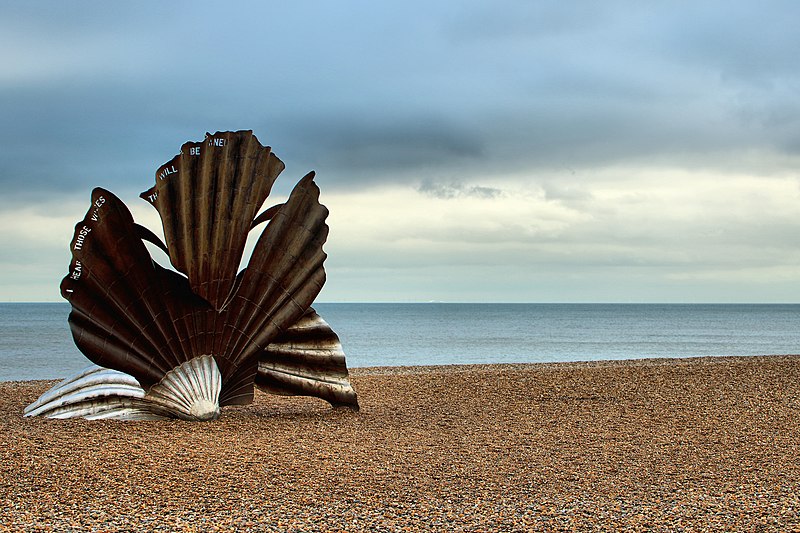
xmin=1 ymin=1 xmax=799 ymax=303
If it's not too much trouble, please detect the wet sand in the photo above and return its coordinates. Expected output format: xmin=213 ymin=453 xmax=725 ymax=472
xmin=1 ymin=355 xmax=799 ymax=531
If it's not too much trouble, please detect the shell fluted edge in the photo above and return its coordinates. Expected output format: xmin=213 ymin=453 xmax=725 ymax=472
xmin=144 ymin=355 xmax=222 ymax=421
xmin=24 ymin=356 xmax=223 ymax=421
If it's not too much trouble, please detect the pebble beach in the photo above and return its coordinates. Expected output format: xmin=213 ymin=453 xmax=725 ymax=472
xmin=1 ymin=355 xmax=798 ymax=531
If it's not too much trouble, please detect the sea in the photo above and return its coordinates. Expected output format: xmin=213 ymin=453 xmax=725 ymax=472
xmin=0 ymin=302 xmax=798 ymax=382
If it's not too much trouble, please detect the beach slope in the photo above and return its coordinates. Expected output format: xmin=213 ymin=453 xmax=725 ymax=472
xmin=1 ymin=355 xmax=798 ymax=531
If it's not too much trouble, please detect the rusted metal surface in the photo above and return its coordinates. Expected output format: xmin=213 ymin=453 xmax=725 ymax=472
xmin=140 ymin=131 xmax=285 ymax=311
xmin=22 ymin=366 xmax=164 ymax=420
xmin=27 ymin=130 xmax=358 ymax=420
xmin=258 ymin=308 xmax=360 ymax=409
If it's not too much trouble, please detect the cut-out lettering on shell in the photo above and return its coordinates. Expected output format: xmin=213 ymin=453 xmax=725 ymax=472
xmin=26 ymin=130 xmax=358 ymax=420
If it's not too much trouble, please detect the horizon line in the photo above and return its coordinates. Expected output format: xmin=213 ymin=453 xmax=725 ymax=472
xmin=2 ymin=300 xmax=799 ymax=306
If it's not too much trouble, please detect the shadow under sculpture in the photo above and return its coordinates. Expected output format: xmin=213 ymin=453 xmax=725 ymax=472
xmin=25 ymin=130 xmax=359 ymax=420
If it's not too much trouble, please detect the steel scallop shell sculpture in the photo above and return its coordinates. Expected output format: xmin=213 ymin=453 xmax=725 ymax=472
xmin=24 ymin=130 xmax=359 ymax=420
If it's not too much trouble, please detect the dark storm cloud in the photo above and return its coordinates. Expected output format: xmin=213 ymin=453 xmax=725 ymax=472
xmin=277 ymin=113 xmax=485 ymax=186
xmin=2 ymin=0 xmax=800 ymax=201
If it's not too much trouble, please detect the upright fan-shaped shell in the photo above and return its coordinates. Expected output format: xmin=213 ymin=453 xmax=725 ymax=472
xmin=28 ymin=130 xmax=359 ymax=420
xmin=140 ymin=130 xmax=285 ymax=311
xmin=59 ymin=188 xmax=205 ymax=390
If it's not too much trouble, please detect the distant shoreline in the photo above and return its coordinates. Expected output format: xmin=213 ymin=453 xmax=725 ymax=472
xmin=5 ymin=353 xmax=799 ymax=384
xmin=349 ymin=353 xmax=800 ymax=374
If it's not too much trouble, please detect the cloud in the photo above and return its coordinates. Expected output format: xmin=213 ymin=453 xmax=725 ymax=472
xmin=417 ymin=179 xmax=502 ymax=200
xmin=1 ymin=2 xmax=798 ymax=193
xmin=4 ymin=161 xmax=799 ymax=302
xmin=2 ymin=1 xmax=800 ymax=301
xmin=315 ymin=167 xmax=800 ymax=299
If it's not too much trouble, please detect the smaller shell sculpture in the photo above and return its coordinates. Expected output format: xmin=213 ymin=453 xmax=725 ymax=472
xmin=25 ymin=130 xmax=358 ymax=421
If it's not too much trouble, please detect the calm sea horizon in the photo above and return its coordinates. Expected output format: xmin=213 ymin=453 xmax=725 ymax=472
xmin=1 ymin=302 xmax=798 ymax=381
